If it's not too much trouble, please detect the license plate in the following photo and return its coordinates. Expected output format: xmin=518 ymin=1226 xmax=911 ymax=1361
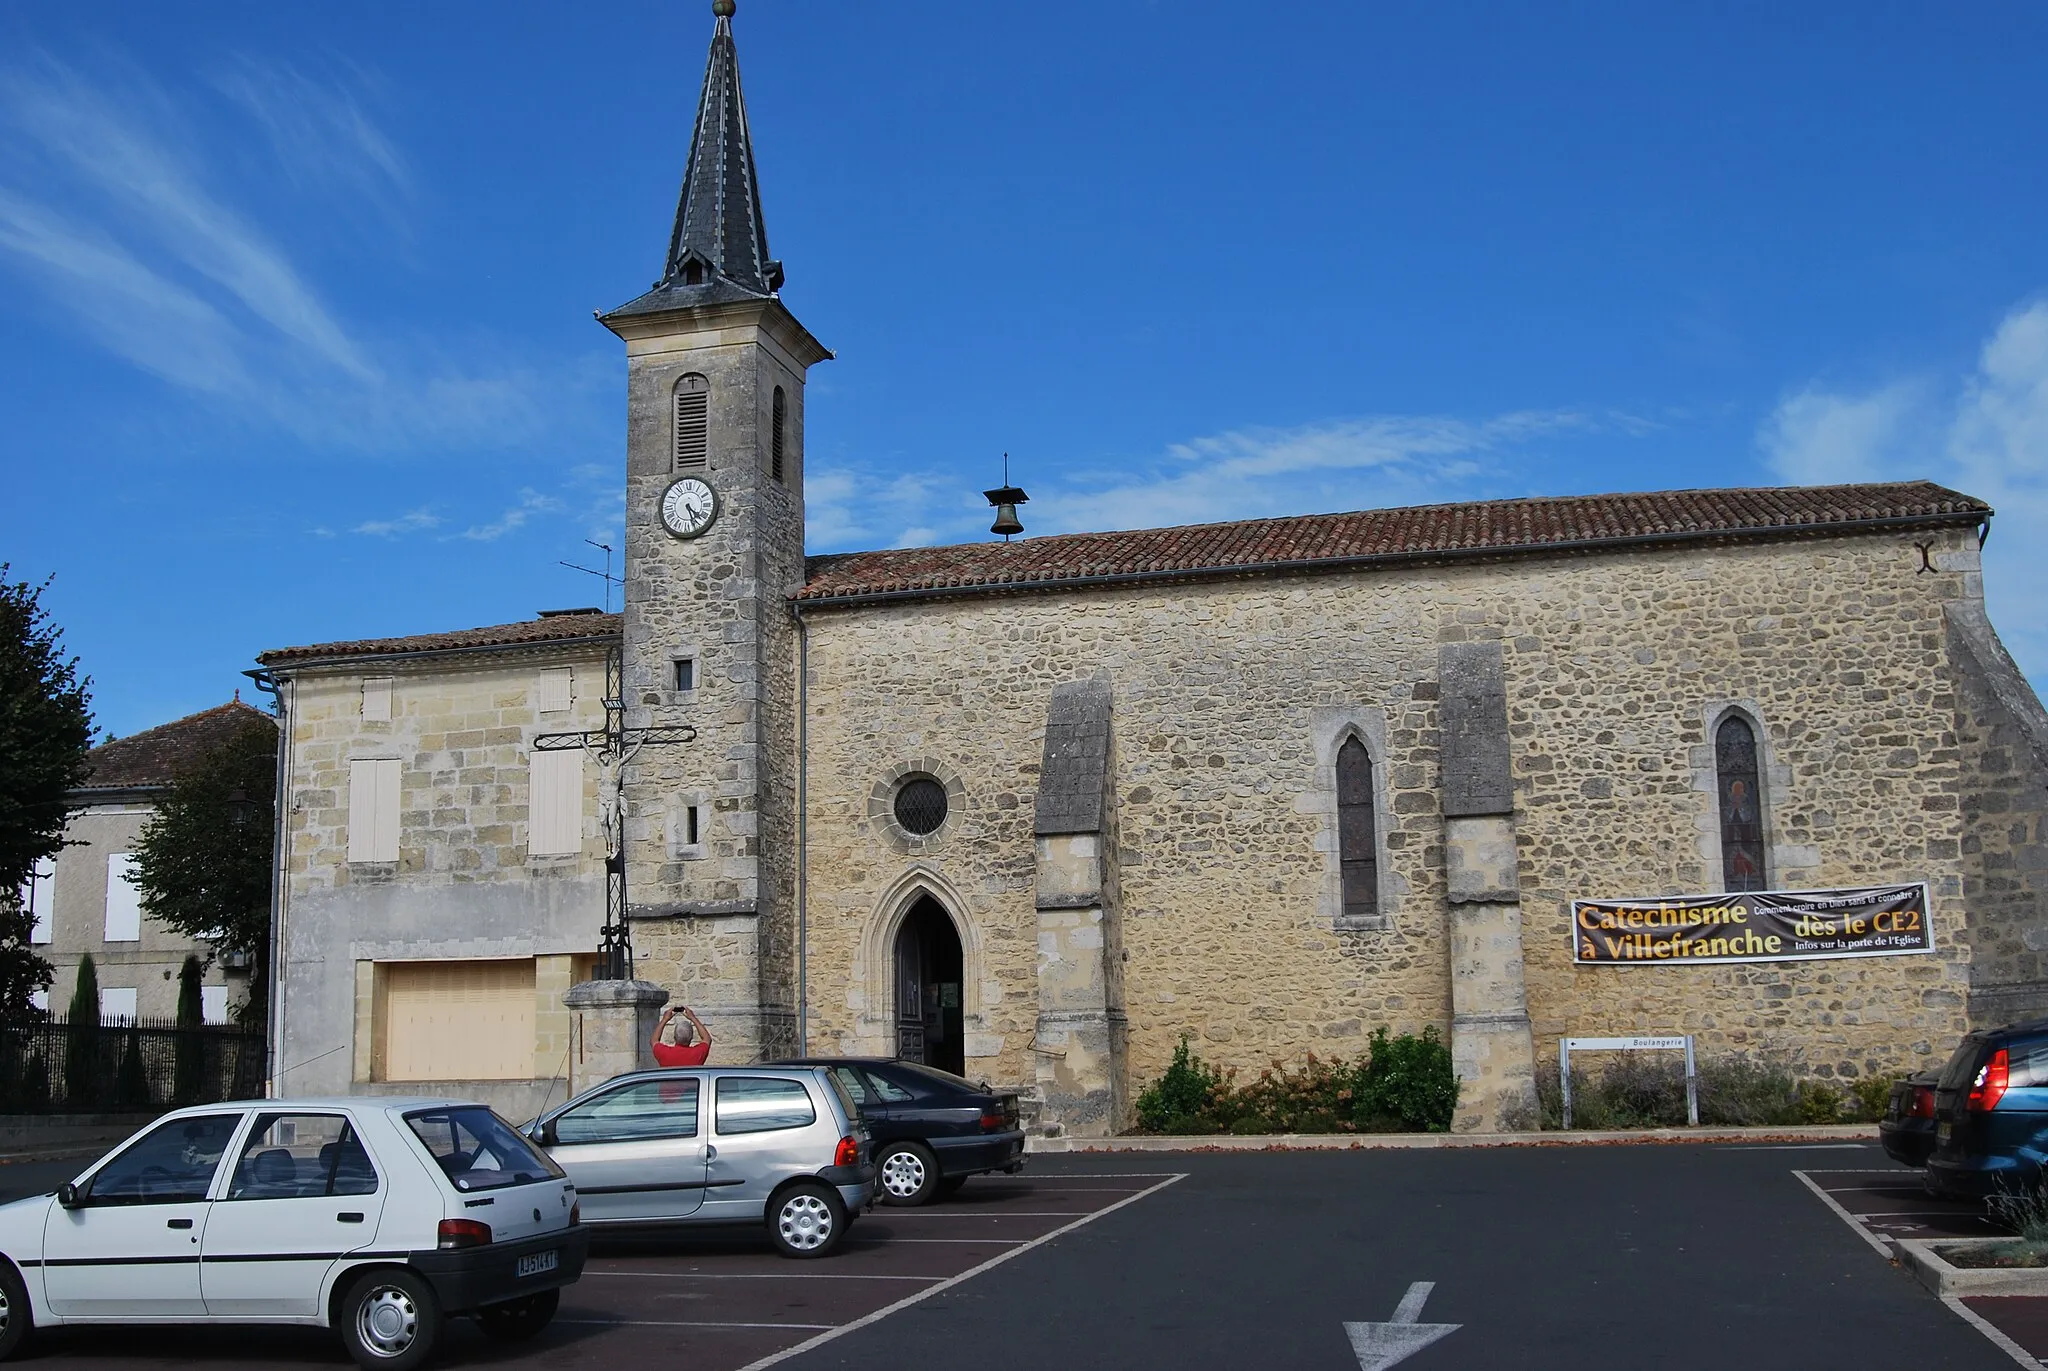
xmin=516 ymin=1250 xmax=558 ymax=1279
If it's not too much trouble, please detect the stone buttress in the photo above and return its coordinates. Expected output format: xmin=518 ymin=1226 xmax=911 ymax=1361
xmin=1438 ymin=641 xmax=1539 ymax=1131
xmin=1031 ymin=677 xmax=1128 ymax=1135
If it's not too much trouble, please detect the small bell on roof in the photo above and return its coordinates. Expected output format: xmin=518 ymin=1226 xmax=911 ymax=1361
xmin=984 ymin=454 xmax=1028 ymax=541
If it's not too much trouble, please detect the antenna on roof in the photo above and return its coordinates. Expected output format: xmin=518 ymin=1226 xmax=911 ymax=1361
xmin=559 ymin=539 xmax=623 ymax=612
xmin=984 ymin=453 xmax=1028 ymax=542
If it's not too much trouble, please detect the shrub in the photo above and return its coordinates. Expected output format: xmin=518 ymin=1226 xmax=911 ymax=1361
xmin=1847 ymin=1076 xmax=1893 ymax=1123
xmin=1134 ymin=1035 xmax=1225 ymax=1134
xmin=1797 ymin=1081 xmax=1843 ymax=1124
xmin=114 ymin=1026 xmax=151 ymax=1109
xmin=1129 ymin=1027 xmax=1458 ymax=1135
xmin=1356 ymin=1026 xmax=1459 ymax=1133
xmin=1697 ymin=1059 xmax=1802 ymax=1127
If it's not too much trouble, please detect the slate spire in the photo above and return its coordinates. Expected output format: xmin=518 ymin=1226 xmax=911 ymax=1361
xmin=662 ymin=0 xmax=782 ymax=297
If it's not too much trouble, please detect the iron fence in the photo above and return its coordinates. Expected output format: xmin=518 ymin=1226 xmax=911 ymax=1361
xmin=0 ymin=1015 xmax=265 ymax=1114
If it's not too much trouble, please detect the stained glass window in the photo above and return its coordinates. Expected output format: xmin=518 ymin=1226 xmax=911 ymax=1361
xmin=1716 ymin=715 xmax=1767 ymax=892
xmin=1338 ymin=737 xmax=1379 ymax=920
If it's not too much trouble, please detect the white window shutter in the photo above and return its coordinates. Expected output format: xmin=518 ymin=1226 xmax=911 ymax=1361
xmin=537 ymin=667 xmax=573 ymax=713
xmin=200 ymin=985 xmax=229 ymax=1024
xmin=362 ymin=677 xmax=393 ymax=722
xmin=104 ymin=853 xmax=142 ymax=942
xmin=100 ymin=987 xmax=137 ymax=1023
xmin=23 ymin=858 xmax=54 ymax=944
xmin=349 ymin=758 xmax=402 ymax=863
xmin=529 ymin=749 xmax=583 ymax=856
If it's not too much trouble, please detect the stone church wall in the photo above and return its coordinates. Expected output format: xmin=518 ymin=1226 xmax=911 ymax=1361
xmin=799 ymin=525 xmax=1996 ymax=1097
xmin=1946 ymin=601 xmax=2048 ymax=1028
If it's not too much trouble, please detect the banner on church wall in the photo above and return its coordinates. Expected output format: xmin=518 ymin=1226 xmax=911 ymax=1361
xmin=1572 ymin=883 xmax=1932 ymax=965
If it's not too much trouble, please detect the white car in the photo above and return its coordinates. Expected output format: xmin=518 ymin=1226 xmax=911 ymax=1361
xmin=0 ymin=1097 xmax=587 ymax=1370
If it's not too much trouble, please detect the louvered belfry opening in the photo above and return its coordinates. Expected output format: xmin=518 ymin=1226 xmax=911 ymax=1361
xmin=1716 ymin=715 xmax=1767 ymax=892
xmin=1337 ymin=736 xmax=1379 ymax=920
xmin=674 ymin=375 xmax=709 ymax=470
xmin=770 ymin=385 xmax=786 ymax=482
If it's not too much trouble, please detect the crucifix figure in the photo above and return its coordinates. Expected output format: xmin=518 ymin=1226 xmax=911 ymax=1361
xmin=534 ymin=646 xmax=694 ymax=979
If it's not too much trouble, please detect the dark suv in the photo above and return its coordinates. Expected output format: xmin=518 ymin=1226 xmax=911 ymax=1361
xmin=1926 ymin=1017 xmax=2048 ymax=1199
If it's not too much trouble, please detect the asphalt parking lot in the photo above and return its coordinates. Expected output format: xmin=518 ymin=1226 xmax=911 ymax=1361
xmin=0 ymin=1143 xmax=2038 ymax=1370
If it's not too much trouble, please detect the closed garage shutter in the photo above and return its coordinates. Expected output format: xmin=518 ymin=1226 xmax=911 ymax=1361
xmin=382 ymin=959 xmax=536 ymax=1081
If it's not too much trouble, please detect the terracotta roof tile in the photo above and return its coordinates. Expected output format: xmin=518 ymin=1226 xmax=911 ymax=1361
xmin=79 ymin=702 xmax=276 ymax=793
xmin=258 ymin=611 xmax=620 ymax=668
xmin=796 ymin=481 xmax=1988 ymax=605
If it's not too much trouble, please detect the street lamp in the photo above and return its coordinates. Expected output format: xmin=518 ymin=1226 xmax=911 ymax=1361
xmin=225 ymin=786 xmax=254 ymax=828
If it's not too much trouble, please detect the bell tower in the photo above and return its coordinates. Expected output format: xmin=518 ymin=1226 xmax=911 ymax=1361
xmin=599 ymin=0 xmax=830 ymax=1061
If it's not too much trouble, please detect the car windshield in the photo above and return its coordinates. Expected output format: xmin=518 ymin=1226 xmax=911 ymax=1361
xmin=405 ymin=1106 xmax=564 ymax=1192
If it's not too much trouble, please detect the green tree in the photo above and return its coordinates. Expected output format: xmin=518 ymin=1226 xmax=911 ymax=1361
xmin=129 ymin=712 xmax=276 ymax=1027
xmin=66 ymin=954 xmax=100 ymax=1105
xmin=174 ymin=954 xmax=205 ymax=1103
xmin=0 ymin=567 xmax=93 ymax=1022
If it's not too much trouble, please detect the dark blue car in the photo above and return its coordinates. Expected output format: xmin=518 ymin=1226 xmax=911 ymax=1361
xmin=774 ymin=1058 xmax=1025 ymax=1206
xmin=1926 ymin=1017 xmax=2048 ymax=1199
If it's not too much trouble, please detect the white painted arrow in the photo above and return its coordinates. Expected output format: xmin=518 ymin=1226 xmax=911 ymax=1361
xmin=1343 ymin=1281 xmax=1461 ymax=1371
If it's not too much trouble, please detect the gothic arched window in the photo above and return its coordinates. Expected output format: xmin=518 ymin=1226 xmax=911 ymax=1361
xmin=771 ymin=385 xmax=786 ymax=483
xmin=673 ymin=374 xmax=709 ymax=470
xmin=1715 ymin=715 xmax=1767 ymax=892
xmin=1337 ymin=736 xmax=1379 ymax=920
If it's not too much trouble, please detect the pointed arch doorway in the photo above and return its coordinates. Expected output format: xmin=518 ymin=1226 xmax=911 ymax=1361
xmin=894 ymin=896 xmax=964 ymax=1075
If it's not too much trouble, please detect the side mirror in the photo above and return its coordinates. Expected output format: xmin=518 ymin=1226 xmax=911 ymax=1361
xmin=55 ymin=1182 xmax=80 ymax=1209
xmin=531 ymin=1121 xmax=558 ymax=1148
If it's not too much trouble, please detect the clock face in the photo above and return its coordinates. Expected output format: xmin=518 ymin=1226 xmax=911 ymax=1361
xmin=659 ymin=477 xmax=718 ymax=539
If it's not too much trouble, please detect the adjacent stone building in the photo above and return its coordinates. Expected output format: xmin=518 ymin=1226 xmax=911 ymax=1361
xmin=20 ymin=702 xmax=262 ymax=1024
xmin=258 ymin=3 xmax=2048 ymax=1131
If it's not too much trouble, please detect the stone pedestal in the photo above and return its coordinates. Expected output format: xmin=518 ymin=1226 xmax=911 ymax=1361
xmin=562 ymin=978 xmax=670 ymax=1099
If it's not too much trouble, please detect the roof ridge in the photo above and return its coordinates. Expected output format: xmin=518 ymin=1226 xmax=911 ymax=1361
xmin=794 ymin=480 xmax=1987 ymax=605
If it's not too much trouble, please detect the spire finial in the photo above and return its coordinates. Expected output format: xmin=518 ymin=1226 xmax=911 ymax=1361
xmin=656 ymin=0 xmax=782 ymax=295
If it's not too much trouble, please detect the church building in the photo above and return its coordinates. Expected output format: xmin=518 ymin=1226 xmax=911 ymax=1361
xmin=256 ymin=2 xmax=2048 ymax=1133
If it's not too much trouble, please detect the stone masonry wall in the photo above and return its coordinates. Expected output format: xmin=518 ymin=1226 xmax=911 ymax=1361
xmin=275 ymin=647 xmax=610 ymax=1101
xmin=798 ymin=525 xmax=1995 ymax=1100
xmin=1947 ymin=601 xmax=2048 ymax=1027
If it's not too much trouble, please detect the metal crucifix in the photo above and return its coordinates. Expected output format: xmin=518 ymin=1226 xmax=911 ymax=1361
xmin=533 ymin=646 xmax=694 ymax=979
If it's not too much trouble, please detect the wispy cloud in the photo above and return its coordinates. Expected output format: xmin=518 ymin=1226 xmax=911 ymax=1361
xmin=458 ymin=489 xmax=557 ymax=542
xmin=352 ymin=508 xmax=440 ymax=537
xmin=1762 ymin=298 xmax=2048 ymax=677
xmin=806 ymin=409 xmax=1599 ymax=552
xmin=0 ymin=51 xmax=600 ymax=455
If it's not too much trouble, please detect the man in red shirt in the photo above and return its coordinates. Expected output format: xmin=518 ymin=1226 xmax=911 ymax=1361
xmin=651 ymin=1004 xmax=712 ymax=1067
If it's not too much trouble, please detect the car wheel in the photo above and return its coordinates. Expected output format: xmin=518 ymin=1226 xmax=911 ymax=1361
xmin=0 ymin=1260 xmax=33 ymax=1361
xmin=338 ymin=1268 xmax=442 ymax=1371
xmin=935 ymin=1174 xmax=968 ymax=1199
xmin=476 ymin=1288 xmax=559 ymax=1341
xmin=877 ymin=1141 xmax=940 ymax=1206
xmin=768 ymin=1181 xmax=848 ymax=1258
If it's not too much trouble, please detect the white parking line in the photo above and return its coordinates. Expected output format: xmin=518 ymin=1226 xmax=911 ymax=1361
xmin=1791 ymin=1170 xmax=1894 ymax=1258
xmin=737 ymin=1172 xmax=1188 ymax=1371
xmin=560 ymin=1319 xmax=837 ymax=1331
xmin=877 ymin=1210 xmax=1097 ymax=1217
xmin=1941 ymin=1295 xmax=2045 ymax=1371
xmin=849 ymin=1237 xmax=1022 ymax=1244
xmin=585 ymin=1270 xmax=941 ymax=1281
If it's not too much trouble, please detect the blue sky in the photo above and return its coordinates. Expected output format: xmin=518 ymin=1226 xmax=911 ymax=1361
xmin=2 ymin=2 xmax=2044 ymax=738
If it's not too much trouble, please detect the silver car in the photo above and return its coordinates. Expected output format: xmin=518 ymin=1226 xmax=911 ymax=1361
xmin=527 ymin=1066 xmax=873 ymax=1258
